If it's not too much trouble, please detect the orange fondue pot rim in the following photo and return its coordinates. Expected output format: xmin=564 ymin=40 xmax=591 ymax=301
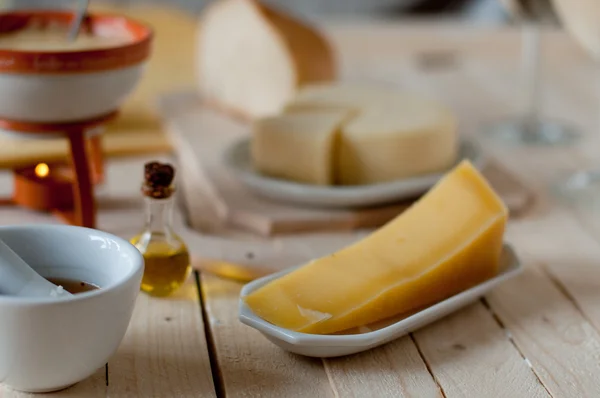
xmin=0 ymin=10 xmax=153 ymax=74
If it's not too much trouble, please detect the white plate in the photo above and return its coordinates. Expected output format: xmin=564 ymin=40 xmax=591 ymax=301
xmin=223 ymin=138 xmax=486 ymax=208
xmin=239 ymin=244 xmax=522 ymax=358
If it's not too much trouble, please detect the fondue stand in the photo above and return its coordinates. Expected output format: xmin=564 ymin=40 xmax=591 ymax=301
xmin=1 ymin=112 xmax=116 ymax=228
xmin=0 ymin=10 xmax=153 ymax=229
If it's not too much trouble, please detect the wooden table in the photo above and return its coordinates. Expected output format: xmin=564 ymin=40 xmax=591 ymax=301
xmin=4 ymin=22 xmax=600 ymax=397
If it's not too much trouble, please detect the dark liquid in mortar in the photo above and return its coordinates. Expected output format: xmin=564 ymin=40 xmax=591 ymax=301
xmin=47 ymin=278 xmax=99 ymax=294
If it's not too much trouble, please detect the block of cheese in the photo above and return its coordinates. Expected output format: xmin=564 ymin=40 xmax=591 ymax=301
xmin=251 ymin=110 xmax=351 ymax=185
xmin=338 ymin=97 xmax=458 ymax=185
xmin=196 ymin=0 xmax=336 ymax=119
xmin=243 ymin=160 xmax=508 ymax=335
xmin=281 ymin=83 xmax=458 ymax=185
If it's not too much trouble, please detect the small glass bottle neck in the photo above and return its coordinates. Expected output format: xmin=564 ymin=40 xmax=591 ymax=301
xmin=144 ymin=196 xmax=174 ymax=233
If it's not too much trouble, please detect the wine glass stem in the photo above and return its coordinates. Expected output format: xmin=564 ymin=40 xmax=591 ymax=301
xmin=522 ymin=22 xmax=542 ymax=133
xmin=597 ymin=57 xmax=600 ymax=147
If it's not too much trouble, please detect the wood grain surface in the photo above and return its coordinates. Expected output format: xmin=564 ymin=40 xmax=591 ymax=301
xmin=413 ymin=303 xmax=550 ymax=398
xmin=107 ymin=280 xmax=216 ymax=398
xmin=4 ymin=16 xmax=600 ymax=398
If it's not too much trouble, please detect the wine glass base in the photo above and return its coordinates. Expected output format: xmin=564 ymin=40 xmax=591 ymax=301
xmin=553 ymin=170 xmax=600 ymax=205
xmin=485 ymin=118 xmax=580 ymax=146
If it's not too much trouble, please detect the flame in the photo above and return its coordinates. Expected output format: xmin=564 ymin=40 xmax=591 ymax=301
xmin=34 ymin=163 xmax=50 ymax=178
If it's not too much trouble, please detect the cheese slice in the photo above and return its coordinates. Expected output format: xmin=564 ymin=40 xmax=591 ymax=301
xmin=243 ymin=160 xmax=508 ymax=335
xmin=196 ymin=0 xmax=336 ymax=119
xmin=251 ymin=110 xmax=351 ymax=185
xmin=339 ymin=97 xmax=458 ymax=184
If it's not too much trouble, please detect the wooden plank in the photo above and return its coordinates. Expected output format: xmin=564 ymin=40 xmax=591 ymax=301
xmin=323 ymin=338 xmax=443 ymax=398
xmin=412 ymin=303 xmax=550 ymax=398
xmin=199 ymin=273 xmax=335 ymax=398
xmin=507 ymin=212 xmax=600 ymax=336
xmin=108 ymin=278 xmax=216 ymax=397
xmin=487 ymin=264 xmax=600 ymax=397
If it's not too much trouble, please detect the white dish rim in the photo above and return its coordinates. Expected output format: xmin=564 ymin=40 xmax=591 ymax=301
xmin=238 ymin=243 xmax=522 ymax=347
xmin=222 ymin=137 xmax=486 ymax=208
xmin=0 ymin=224 xmax=144 ymax=306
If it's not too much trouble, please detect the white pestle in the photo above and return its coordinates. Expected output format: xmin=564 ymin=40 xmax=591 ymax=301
xmin=0 ymin=239 xmax=71 ymax=298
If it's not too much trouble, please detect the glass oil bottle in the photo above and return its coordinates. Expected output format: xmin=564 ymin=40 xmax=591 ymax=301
xmin=130 ymin=161 xmax=191 ymax=297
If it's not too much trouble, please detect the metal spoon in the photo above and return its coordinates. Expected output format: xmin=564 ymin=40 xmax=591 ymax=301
xmin=68 ymin=0 xmax=90 ymax=42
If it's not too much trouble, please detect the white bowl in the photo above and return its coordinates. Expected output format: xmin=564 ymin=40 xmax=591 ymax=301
xmin=239 ymin=244 xmax=522 ymax=358
xmin=0 ymin=224 xmax=144 ymax=393
xmin=0 ymin=64 xmax=146 ymax=124
xmin=0 ymin=11 xmax=153 ymax=124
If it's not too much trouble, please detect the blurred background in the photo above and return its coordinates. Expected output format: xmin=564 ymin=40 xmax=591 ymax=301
xmin=3 ymin=0 xmax=515 ymax=23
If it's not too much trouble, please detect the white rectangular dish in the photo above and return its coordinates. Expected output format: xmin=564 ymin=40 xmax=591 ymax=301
xmin=238 ymin=244 xmax=522 ymax=358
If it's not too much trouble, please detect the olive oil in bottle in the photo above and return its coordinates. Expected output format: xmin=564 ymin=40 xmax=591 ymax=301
xmin=130 ymin=161 xmax=191 ymax=297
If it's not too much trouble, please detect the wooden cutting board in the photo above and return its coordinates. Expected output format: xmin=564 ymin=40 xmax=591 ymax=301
xmin=0 ymin=3 xmax=198 ymax=169
xmin=160 ymin=91 xmax=535 ymax=237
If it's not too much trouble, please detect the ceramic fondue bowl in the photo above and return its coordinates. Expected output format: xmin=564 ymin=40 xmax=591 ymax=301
xmin=0 ymin=224 xmax=144 ymax=393
xmin=0 ymin=11 xmax=153 ymax=124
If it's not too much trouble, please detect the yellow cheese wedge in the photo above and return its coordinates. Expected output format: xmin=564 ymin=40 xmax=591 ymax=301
xmin=243 ymin=160 xmax=508 ymax=334
xmin=251 ymin=110 xmax=351 ymax=185
xmin=196 ymin=0 xmax=336 ymax=119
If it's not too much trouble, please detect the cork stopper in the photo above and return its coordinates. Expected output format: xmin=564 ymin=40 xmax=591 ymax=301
xmin=142 ymin=161 xmax=175 ymax=199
